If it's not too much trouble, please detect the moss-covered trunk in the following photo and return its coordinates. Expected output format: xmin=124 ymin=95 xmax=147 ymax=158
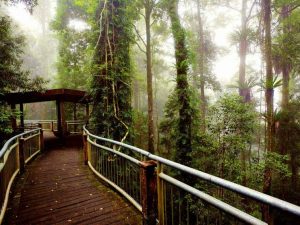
xmin=167 ymin=0 xmax=192 ymax=166
xmin=92 ymin=0 xmax=132 ymax=142
xmin=262 ymin=0 xmax=274 ymax=223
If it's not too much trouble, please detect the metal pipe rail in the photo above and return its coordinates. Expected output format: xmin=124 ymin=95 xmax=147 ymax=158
xmin=83 ymin=126 xmax=300 ymax=225
xmin=0 ymin=128 xmax=43 ymax=224
xmin=24 ymin=120 xmax=84 ymax=133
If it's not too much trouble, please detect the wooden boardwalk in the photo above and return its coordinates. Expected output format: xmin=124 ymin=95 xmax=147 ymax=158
xmin=4 ymin=133 xmax=142 ymax=225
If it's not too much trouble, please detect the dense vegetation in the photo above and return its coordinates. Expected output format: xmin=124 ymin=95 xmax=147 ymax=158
xmin=1 ymin=0 xmax=300 ymax=224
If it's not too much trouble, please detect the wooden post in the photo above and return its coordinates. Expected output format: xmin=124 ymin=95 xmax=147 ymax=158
xmin=157 ymin=162 xmax=165 ymax=225
xmin=20 ymin=103 xmax=24 ymax=132
xmin=87 ymin=137 xmax=91 ymax=162
xmin=83 ymin=133 xmax=88 ymax=165
xmin=19 ymin=138 xmax=25 ymax=174
xmin=85 ymin=103 xmax=90 ymax=125
xmin=56 ymin=99 xmax=66 ymax=137
xmin=56 ymin=99 xmax=62 ymax=135
xmin=61 ymin=100 xmax=66 ymax=136
xmin=140 ymin=160 xmax=157 ymax=225
xmin=10 ymin=104 xmax=17 ymax=131
xmin=38 ymin=124 xmax=44 ymax=153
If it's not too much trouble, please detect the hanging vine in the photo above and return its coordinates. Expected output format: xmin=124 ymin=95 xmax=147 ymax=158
xmin=91 ymin=0 xmax=134 ymax=143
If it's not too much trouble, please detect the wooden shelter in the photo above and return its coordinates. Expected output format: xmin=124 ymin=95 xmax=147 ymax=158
xmin=1 ymin=89 xmax=92 ymax=137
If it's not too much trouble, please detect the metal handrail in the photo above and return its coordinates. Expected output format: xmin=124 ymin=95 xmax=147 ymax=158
xmin=24 ymin=120 xmax=84 ymax=124
xmin=83 ymin=126 xmax=300 ymax=222
xmin=0 ymin=128 xmax=42 ymax=224
xmin=23 ymin=120 xmax=84 ymax=134
xmin=0 ymin=128 xmax=40 ymax=159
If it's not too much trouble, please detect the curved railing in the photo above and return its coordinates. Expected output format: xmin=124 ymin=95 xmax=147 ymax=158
xmin=0 ymin=128 xmax=43 ymax=223
xmin=83 ymin=126 xmax=300 ymax=225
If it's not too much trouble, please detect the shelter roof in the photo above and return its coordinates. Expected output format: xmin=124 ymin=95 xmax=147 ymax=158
xmin=1 ymin=89 xmax=91 ymax=104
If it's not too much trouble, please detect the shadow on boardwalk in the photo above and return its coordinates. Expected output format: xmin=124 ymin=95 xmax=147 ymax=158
xmin=4 ymin=133 xmax=142 ymax=225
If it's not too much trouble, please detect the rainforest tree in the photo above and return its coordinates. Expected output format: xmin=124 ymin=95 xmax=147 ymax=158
xmin=91 ymin=0 xmax=134 ymax=142
xmin=165 ymin=0 xmax=193 ymax=167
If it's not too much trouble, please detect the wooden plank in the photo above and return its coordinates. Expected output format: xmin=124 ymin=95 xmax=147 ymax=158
xmin=4 ymin=133 xmax=142 ymax=225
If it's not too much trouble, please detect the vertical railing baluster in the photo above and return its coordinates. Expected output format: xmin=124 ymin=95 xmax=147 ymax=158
xmin=178 ymin=192 xmax=181 ymax=225
xmin=101 ymin=146 xmax=104 ymax=174
xmin=123 ymin=157 xmax=126 ymax=190
xmin=105 ymin=149 xmax=108 ymax=177
xmin=83 ymin=133 xmax=88 ymax=165
xmin=18 ymin=137 xmax=25 ymax=174
xmin=87 ymin=137 xmax=91 ymax=163
xmin=171 ymin=186 xmax=174 ymax=225
xmin=164 ymin=182 xmax=167 ymax=225
xmin=187 ymin=200 xmax=190 ymax=225
xmin=38 ymin=125 xmax=44 ymax=153
xmin=157 ymin=162 xmax=165 ymax=225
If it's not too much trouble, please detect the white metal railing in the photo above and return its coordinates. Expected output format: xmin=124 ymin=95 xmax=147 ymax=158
xmin=23 ymin=120 xmax=84 ymax=134
xmin=0 ymin=128 xmax=43 ymax=224
xmin=83 ymin=126 xmax=300 ymax=225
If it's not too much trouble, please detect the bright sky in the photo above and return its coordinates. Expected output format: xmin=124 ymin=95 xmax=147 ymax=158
xmin=6 ymin=4 xmax=42 ymax=37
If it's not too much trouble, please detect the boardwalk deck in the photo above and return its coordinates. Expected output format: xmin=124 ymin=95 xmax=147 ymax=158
xmin=4 ymin=133 xmax=142 ymax=225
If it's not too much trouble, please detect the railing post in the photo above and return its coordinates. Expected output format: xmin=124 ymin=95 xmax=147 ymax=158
xmin=83 ymin=133 xmax=88 ymax=165
xmin=157 ymin=162 xmax=164 ymax=225
xmin=140 ymin=160 xmax=157 ymax=225
xmin=38 ymin=124 xmax=44 ymax=153
xmin=18 ymin=138 xmax=25 ymax=174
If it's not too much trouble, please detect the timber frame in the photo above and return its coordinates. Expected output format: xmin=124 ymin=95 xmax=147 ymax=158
xmin=1 ymin=89 xmax=92 ymax=137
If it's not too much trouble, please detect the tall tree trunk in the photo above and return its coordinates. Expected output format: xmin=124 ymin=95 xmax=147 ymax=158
xmin=92 ymin=0 xmax=132 ymax=142
xmin=262 ymin=0 xmax=274 ymax=224
xmin=239 ymin=0 xmax=248 ymax=189
xmin=196 ymin=0 xmax=206 ymax=133
xmin=280 ymin=5 xmax=291 ymax=110
xmin=279 ymin=4 xmax=296 ymax=199
xmin=133 ymin=79 xmax=140 ymax=110
xmin=168 ymin=0 xmax=192 ymax=167
xmin=145 ymin=0 xmax=155 ymax=153
xmin=239 ymin=0 xmax=251 ymax=103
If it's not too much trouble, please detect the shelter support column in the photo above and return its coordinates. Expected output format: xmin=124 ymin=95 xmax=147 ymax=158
xmin=85 ymin=103 xmax=90 ymax=125
xmin=20 ymin=103 xmax=24 ymax=132
xmin=56 ymin=99 xmax=66 ymax=137
xmin=10 ymin=104 xmax=17 ymax=131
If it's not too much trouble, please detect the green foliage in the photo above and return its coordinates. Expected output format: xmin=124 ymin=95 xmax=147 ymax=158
xmin=90 ymin=0 xmax=134 ymax=142
xmin=274 ymin=99 xmax=300 ymax=180
xmin=131 ymin=110 xmax=148 ymax=150
xmin=0 ymin=16 xmax=44 ymax=93
xmin=54 ymin=29 xmax=90 ymax=90
xmin=160 ymin=88 xmax=203 ymax=159
xmin=52 ymin=0 xmax=91 ymax=89
xmin=206 ymin=94 xmax=258 ymax=179
xmin=230 ymin=27 xmax=258 ymax=52
xmin=272 ymin=3 xmax=300 ymax=75
xmin=264 ymin=152 xmax=291 ymax=176
xmin=0 ymin=15 xmax=44 ymax=144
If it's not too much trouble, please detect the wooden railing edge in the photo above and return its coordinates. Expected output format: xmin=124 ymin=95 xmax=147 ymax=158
xmin=0 ymin=128 xmax=42 ymax=224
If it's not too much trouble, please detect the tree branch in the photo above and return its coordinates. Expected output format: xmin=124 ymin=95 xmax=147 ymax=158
xmin=95 ymin=0 xmax=107 ymax=50
xmin=134 ymin=40 xmax=147 ymax=54
xmin=132 ymin=23 xmax=147 ymax=47
xmin=139 ymin=11 xmax=146 ymax=20
xmin=218 ymin=3 xmax=240 ymax=13
xmin=246 ymin=0 xmax=257 ymax=22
